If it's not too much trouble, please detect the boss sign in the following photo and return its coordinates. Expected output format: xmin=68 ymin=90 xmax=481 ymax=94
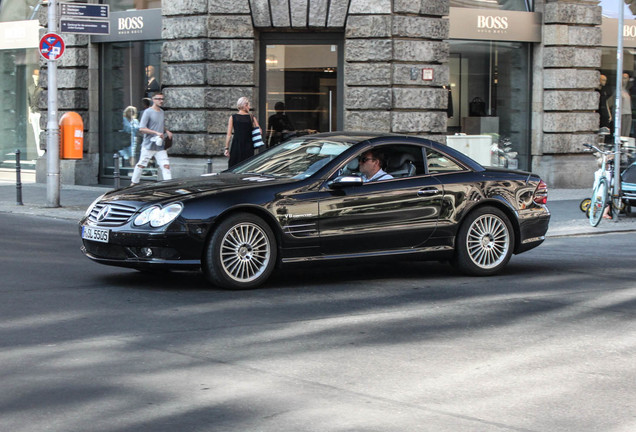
xmin=118 ymin=16 xmax=144 ymax=31
xmin=477 ymin=15 xmax=509 ymax=30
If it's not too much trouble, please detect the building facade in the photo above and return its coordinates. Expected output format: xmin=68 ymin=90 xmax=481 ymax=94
xmin=0 ymin=0 xmax=631 ymax=188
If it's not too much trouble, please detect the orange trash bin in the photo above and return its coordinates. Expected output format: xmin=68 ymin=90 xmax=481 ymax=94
xmin=59 ymin=111 xmax=84 ymax=159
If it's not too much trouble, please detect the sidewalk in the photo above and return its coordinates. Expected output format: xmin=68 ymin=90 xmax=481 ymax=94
xmin=1 ymin=177 xmax=636 ymax=238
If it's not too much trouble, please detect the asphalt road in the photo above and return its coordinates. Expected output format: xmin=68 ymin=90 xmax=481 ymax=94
xmin=1 ymin=213 xmax=635 ymax=432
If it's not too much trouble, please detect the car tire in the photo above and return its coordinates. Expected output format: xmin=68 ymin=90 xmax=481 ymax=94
xmin=452 ymin=206 xmax=514 ymax=276
xmin=203 ymin=213 xmax=277 ymax=290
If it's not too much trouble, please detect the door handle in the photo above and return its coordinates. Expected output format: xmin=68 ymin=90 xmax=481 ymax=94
xmin=417 ymin=188 xmax=441 ymax=197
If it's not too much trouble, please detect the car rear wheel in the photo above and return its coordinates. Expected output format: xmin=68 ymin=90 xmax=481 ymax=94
xmin=203 ymin=213 xmax=277 ymax=289
xmin=452 ymin=206 xmax=514 ymax=276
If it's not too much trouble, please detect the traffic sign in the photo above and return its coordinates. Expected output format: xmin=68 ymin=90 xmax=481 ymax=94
xmin=61 ymin=19 xmax=110 ymax=35
xmin=39 ymin=33 xmax=65 ymax=60
xmin=60 ymin=2 xmax=109 ymax=19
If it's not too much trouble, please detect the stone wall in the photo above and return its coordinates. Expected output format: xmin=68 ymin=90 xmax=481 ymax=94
xmin=345 ymin=0 xmax=449 ymax=139
xmin=533 ymin=0 xmax=602 ymax=187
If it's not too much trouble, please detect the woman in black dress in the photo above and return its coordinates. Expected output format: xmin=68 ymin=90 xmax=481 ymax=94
xmin=224 ymin=97 xmax=261 ymax=168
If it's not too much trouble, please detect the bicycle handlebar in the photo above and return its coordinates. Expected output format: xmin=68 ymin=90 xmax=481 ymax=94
xmin=583 ymin=143 xmax=618 ymax=155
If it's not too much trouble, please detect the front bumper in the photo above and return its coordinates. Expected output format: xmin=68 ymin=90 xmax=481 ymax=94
xmin=79 ymin=223 xmax=206 ymax=270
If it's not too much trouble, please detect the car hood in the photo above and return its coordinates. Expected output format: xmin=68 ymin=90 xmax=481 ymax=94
xmin=102 ymin=173 xmax=296 ymax=204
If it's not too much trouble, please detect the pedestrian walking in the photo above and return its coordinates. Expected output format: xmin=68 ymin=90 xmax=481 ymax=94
xmin=225 ymin=97 xmax=261 ymax=168
xmin=130 ymin=92 xmax=172 ymax=186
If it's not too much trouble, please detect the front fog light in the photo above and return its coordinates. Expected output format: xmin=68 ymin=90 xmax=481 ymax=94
xmin=141 ymin=247 xmax=153 ymax=257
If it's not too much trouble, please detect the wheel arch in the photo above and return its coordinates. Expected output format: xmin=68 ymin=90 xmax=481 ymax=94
xmin=201 ymin=204 xmax=283 ymax=263
xmin=458 ymin=197 xmax=521 ymax=253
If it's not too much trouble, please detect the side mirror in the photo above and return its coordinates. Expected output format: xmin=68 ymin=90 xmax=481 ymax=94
xmin=328 ymin=175 xmax=364 ymax=189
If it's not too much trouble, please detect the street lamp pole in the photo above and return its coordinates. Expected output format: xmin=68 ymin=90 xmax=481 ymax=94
xmin=46 ymin=0 xmax=60 ymax=207
xmin=613 ymin=1 xmax=624 ymax=221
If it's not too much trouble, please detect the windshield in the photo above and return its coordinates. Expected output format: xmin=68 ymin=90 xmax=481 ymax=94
xmin=229 ymin=137 xmax=355 ymax=179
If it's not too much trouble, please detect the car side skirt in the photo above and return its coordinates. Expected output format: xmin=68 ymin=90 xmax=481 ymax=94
xmin=281 ymin=244 xmax=454 ymax=264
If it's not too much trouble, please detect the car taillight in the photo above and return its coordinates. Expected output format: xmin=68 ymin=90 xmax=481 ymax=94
xmin=533 ymin=180 xmax=548 ymax=205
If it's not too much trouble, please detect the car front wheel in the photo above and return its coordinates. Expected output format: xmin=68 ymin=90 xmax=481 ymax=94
xmin=203 ymin=213 xmax=277 ymax=289
xmin=452 ymin=206 xmax=514 ymax=276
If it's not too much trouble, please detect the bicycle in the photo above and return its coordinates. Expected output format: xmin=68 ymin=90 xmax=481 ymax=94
xmin=581 ymin=143 xmax=624 ymax=227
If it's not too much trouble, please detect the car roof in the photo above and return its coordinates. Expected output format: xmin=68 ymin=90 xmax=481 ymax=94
xmin=296 ymin=131 xmax=486 ymax=172
xmin=304 ymin=131 xmax=399 ymax=144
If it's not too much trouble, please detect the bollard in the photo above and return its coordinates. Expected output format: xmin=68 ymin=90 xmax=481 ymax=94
xmin=15 ymin=149 xmax=23 ymax=206
xmin=113 ymin=153 xmax=120 ymax=190
xmin=207 ymin=158 xmax=213 ymax=174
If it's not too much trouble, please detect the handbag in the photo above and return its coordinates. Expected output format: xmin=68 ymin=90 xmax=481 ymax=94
xmin=251 ymin=115 xmax=264 ymax=148
xmin=469 ymin=97 xmax=486 ymax=117
xmin=163 ymin=134 xmax=173 ymax=150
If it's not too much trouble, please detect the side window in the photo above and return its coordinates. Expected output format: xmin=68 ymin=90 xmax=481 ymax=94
xmin=336 ymin=144 xmax=427 ymax=181
xmin=426 ymin=149 xmax=463 ymax=174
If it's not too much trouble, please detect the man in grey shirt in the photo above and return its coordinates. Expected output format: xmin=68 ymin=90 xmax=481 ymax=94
xmin=130 ymin=92 xmax=173 ymax=186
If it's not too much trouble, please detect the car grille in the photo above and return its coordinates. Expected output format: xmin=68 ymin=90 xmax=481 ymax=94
xmin=88 ymin=202 xmax=137 ymax=226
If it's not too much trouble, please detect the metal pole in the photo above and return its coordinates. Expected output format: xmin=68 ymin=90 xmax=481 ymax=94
xmin=15 ymin=150 xmax=23 ymax=206
xmin=113 ymin=153 xmax=121 ymax=189
xmin=207 ymin=158 xmax=213 ymax=174
xmin=613 ymin=3 xmax=625 ymax=221
xmin=46 ymin=0 xmax=60 ymax=207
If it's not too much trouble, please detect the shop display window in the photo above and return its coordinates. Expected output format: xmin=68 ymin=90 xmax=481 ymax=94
xmin=106 ymin=0 xmax=161 ymax=12
xmin=0 ymin=0 xmax=41 ymax=171
xmin=261 ymin=34 xmax=343 ymax=147
xmin=450 ymin=0 xmax=531 ymax=12
xmin=0 ymin=49 xmax=40 ymax=170
xmin=100 ymin=40 xmax=162 ymax=182
xmin=600 ymin=48 xmax=636 ymax=139
xmin=448 ymin=40 xmax=531 ymax=170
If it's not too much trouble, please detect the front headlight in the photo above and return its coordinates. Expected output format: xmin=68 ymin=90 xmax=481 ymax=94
xmin=134 ymin=203 xmax=183 ymax=228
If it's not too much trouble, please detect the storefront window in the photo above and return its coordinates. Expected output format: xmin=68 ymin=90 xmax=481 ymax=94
xmin=0 ymin=0 xmax=41 ymax=171
xmin=447 ymin=40 xmax=531 ymax=170
xmin=599 ymin=0 xmax=636 ymax=19
xmin=261 ymin=34 xmax=342 ymax=147
xmin=450 ymin=0 xmax=531 ymax=12
xmin=106 ymin=0 xmax=161 ymax=12
xmin=100 ymin=40 xmax=162 ymax=181
xmin=600 ymin=47 xmax=636 ymax=138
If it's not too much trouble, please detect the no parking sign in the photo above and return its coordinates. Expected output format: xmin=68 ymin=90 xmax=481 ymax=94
xmin=39 ymin=33 xmax=65 ymax=60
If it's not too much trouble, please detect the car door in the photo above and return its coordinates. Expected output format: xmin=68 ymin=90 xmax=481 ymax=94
xmin=317 ymin=144 xmax=444 ymax=256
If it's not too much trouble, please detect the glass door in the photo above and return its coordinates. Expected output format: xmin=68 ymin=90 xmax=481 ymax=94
xmin=99 ymin=40 xmax=162 ymax=183
xmin=260 ymin=34 xmax=343 ymax=147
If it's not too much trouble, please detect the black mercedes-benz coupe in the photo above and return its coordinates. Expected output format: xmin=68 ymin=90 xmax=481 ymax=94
xmin=80 ymin=132 xmax=550 ymax=289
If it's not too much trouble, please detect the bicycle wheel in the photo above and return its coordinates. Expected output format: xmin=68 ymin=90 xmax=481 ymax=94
xmin=589 ymin=178 xmax=608 ymax=227
xmin=611 ymin=194 xmax=625 ymax=214
xmin=580 ymin=198 xmax=591 ymax=213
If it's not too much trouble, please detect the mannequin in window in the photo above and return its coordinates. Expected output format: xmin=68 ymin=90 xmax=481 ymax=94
xmin=621 ymin=72 xmax=632 ymax=137
xmin=145 ymin=65 xmax=160 ymax=98
xmin=267 ymin=102 xmax=296 ymax=146
xmin=598 ymin=74 xmax=613 ymax=133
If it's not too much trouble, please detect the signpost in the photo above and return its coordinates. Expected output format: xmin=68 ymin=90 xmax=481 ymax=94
xmin=60 ymin=19 xmax=109 ymax=35
xmin=60 ymin=3 xmax=108 ymax=18
xmin=43 ymin=2 xmax=110 ymax=207
xmin=46 ymin=0 xmax=60 ymax=207
xmin=59 ymin=2 xmax=110 ymax=35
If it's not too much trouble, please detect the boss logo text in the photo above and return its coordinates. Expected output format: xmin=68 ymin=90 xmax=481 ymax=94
xmin=477 ymin=15 xmax=509 ymax=30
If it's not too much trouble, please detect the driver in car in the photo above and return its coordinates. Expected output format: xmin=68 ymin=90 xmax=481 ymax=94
xmin=359 ymin=150 xmax=393 ymax=182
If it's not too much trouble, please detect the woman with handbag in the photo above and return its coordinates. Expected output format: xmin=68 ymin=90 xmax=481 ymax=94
xmin=224 ymin=97 xmax=263 ymax=168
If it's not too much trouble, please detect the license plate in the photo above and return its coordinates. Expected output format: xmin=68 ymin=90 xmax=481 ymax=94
xmin=82 ymin=226 xmax=109 ymax=243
